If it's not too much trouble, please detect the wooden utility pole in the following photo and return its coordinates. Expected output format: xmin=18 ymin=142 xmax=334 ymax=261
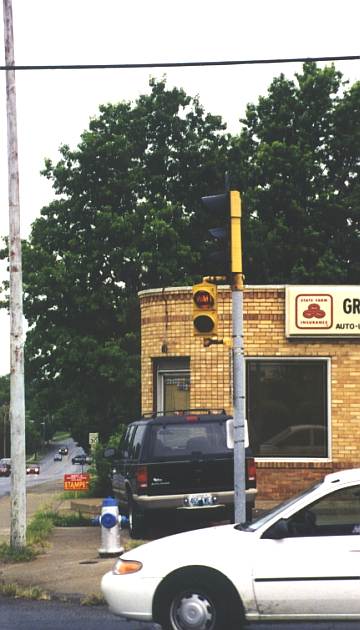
xmin=3 ymin=0 xmax=27 ymax=547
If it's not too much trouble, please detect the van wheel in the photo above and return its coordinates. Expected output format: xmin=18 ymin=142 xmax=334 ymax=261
xmin=128 ymin=497 xmax=146 ymax=539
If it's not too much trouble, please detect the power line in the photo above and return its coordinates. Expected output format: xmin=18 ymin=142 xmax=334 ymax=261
xmin=0 ymin=54 xmax=359 ymax=71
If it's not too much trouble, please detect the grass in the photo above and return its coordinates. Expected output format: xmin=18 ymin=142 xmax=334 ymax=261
xmin=0 ymin=508 xmax=56 ymax=563
xmin=46 ymin=510 xmax=92 ymax=527
xmin=80 ymin=593 xmax=106 ymax=606
xmin=26 ymin=510 xmax=55 ymax=547
xmin=0 ymin=508 xmax=93 ymax=564
xmin=0 ymin=581 xmax=105 ymax=604
xmin=0 ymin=582 xmax=51 ymax=600
xmin=60 ymin=489 xmax=93 ymax=500
xmin=0 ymin=543 xmax=37 ymax=563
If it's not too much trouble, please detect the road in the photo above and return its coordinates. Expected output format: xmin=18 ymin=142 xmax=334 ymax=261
xmin=2 ymin=597 xmax=360 ymax=630
xmin=0 ymin=437 xmax=88 ymax=498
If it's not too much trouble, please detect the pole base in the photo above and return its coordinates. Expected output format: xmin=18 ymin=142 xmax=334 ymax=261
xmin=98 ymin=547 xmax=124 ymax=557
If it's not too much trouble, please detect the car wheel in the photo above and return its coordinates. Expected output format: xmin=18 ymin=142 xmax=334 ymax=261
xmin=128 ymin=497 xmax=146 ymax=539
xmin=157 ymin=569 xmax=244 ymax=630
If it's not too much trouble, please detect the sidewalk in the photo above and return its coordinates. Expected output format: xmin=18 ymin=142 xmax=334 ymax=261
xmin=0 ymin=481 xmax=119 ymax=601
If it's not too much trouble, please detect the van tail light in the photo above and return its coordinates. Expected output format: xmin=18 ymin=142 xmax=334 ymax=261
xmin=136 ymin=466 xmax=148 ymax=490
xmin=246 ymin=457 xmax=256 ymax=487
xmin=185 ymin=414 xmax=199 ymax=422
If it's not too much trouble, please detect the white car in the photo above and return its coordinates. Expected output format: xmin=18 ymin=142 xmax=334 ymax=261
xmin=102 ymin=467 xmax=360 ymax=629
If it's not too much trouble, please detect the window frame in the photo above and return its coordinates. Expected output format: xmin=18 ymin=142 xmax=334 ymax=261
xmin=246 ymin=357 xmax=331 ymax=462
xmin=154 ymin=358 xmax=190 ymax=414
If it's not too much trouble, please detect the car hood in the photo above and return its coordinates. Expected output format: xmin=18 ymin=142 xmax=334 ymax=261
xmin=120 ymin=523 xmax=254 ymax=576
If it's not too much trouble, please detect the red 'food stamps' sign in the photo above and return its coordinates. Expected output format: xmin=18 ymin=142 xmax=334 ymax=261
xmin=64 ymin=473 xmax=90 ymax=491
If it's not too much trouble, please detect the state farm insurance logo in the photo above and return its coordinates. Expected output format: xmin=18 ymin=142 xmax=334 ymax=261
xmin=295 ymin=294 xmax=333 ymax=329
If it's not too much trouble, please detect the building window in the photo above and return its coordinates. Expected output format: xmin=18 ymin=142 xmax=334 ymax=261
xmin=155 ymin=358 xmax=190 ymax=414
xmin=246 ymin=359 xmax=328 ymax=459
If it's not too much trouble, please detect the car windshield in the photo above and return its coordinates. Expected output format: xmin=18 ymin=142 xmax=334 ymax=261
xmin=148 ymin=421 xmax=232 ymax=459
xmin=237 ymin=481 xmax=323 ymax=532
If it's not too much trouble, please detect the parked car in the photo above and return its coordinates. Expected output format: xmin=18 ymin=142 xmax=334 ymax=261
xmin=104 ymin=410 xmax=257 ymax=538
xmin=54 ymin=453 xmax=62 ymax=462
xmin=58 ymin=446 xmax=68 ymax=455
xmin=26 ymin=463 xmax=40 ymax=475
xmin=71 ymin=454 xmax=87 ymax=465
xmin=0 ymin=458 xmax=11 ymax=477
xmin=102 ymin=467 xmax=360 ymax=628
xmin=259 ymin=424 xmax=326 ymax=457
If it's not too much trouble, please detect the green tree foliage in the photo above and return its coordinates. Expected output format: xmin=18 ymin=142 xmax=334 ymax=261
xmin=230 ymin=62 xmax=360 ymax=283
xmin=0 ymin=374 xmax=9 ymax=407
xmin=20 ymin=79 xmax=228 ymax=446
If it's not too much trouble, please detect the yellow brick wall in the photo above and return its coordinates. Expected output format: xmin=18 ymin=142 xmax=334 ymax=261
xmin=139 ymin=286 xmax=360 ymax=500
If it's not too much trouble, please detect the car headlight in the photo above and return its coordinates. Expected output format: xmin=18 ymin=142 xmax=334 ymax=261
xmin=112 ymin=559 xmax=143 ymax=575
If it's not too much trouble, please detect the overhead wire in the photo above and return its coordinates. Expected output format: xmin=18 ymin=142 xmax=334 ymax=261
xmin=0 ymin=54 xmax=359 ymax=71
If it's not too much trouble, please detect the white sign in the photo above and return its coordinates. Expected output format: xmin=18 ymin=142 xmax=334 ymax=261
xmin=89 ymin=432 xmax=99 ymax=447
xmin=286 ymin=286 xmax=360 ymax=337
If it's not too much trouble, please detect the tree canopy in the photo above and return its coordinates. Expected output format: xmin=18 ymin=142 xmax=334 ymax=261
xmin=18 ymin=78 xmax=229 ymax=445
xmin=231 ymin=62 xmax=360 ymax=282
xmin=1 ymin=65 xmax=359 ymax=446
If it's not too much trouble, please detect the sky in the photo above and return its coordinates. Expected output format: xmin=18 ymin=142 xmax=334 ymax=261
xmin=0 ymin=0 xmax=359 ymax=376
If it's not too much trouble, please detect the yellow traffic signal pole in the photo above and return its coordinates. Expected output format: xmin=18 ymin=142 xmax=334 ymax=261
xmin=198 ymin=184 xmax=246 ymax=522
xmin=230 ymin=191 xmax=247 ymax=524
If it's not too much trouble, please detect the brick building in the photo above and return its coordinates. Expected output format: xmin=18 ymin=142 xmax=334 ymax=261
xmin=139 ymin=285 xmax=360 ymax=501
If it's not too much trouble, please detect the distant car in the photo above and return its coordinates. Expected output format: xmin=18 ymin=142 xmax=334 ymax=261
xmin=72 ymin=454 xmax=87 ymax=465
xmin=58 ymin=447 xmax=68 ymax=455
xmin=26 ymin=463 xmax=40 ymax=475
xmin=0 ymin=459 xmax=11 ymax=477
xmin=54 ymin=453 xmax=62 ymax=461
xmin=102 ymin=467 xmax=360 ymax=628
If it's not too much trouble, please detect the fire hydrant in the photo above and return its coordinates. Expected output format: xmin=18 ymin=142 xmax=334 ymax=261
xmin=92 ymin=497 xmax=128 ymax=557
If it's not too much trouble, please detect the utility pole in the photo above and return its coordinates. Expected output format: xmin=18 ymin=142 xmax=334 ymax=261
xmin=228 ymin=184 xmax=246 ymax=524
xmin=3 ymin=0 xmax=27 ymax=548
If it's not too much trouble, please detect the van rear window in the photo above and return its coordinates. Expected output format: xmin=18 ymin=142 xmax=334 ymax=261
xmin=147 ymin=422 xmax=232 ymax=459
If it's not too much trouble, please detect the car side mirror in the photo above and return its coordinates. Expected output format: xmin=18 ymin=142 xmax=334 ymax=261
xmin=262 ymin=518 xmax=290 ymax=540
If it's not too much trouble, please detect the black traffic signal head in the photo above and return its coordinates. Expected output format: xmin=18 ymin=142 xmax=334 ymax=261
xmin=201 ymin=190 xmax=242 ymax=277
xmin=201 ymin=193 xmax=230 ymax=276
xmin=192 ymin=282 xmax=218 ymax=337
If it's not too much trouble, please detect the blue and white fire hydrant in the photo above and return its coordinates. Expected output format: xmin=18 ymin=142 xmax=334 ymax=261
xmin=92 ymin=497 xmax=128 ymax=557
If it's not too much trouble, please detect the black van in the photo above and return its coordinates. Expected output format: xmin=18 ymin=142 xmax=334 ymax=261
xmin=105 ymin=411 xmax=257 ymax=538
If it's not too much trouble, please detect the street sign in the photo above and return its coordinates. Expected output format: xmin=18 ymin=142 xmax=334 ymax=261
xmin=89 ymin=432 xmax=99 ymax=447
xmin=64 ymin=473 xmax=90 ymax=491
